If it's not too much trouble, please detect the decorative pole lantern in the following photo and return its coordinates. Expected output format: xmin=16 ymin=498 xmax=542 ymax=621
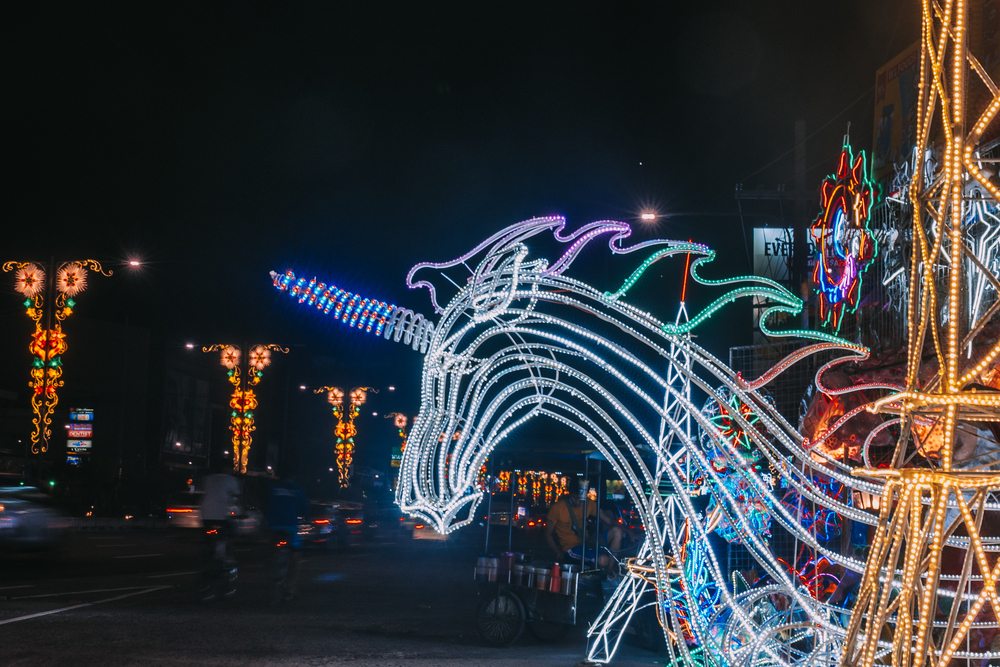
xmin=386 ymin=412 xmax=409 ymax=469
xmin=203 ymin=343 xmax=288 ymax=474
xmin=3 ymin=259 xmax=111 ymax=453
xmin=317 ymin=385 xmax=374 ymax=488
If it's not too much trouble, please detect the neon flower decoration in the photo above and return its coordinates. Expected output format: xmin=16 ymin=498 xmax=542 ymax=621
xmin=13 ymin=263 xmax=45 ymax=298
xmin=56 ymin=263 xmax=88 ymax=297
xmin=3 ymin=259 xmax=111 ymax=453
xmin=809 ymin=142 xmax=878 ymax=333
xmin=318 ymin=385 xmax=373 ymax=488
xmin=203 ymin=343 xmax=287 ymax=474
xmin=248 ymin=345 xmax=272 ymax=371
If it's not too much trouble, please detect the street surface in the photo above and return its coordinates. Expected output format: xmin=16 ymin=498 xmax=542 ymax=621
xmin=0 ymin=526 xmax=664 ymax=666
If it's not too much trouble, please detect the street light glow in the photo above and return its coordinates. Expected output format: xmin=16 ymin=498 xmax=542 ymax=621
xmin=388 ymin=385 xmax=396 ymax=391
xmin=640 ymin=211 xmax=657 ymax=222
xmin=185 ymin=342 xmax=195 ymax=350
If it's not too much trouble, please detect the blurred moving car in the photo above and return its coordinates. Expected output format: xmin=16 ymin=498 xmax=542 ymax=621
xmin=0 ymin=487 xmax=70 ymax=551
xmin=411 ymin=521 xmax=448 ymax=541
xmin=165 ymin=493 xmax=203 ymax=529
xmin=297 ymin=501 xmax=368 ymax=548
xmin=165 ymin=492 xmax=263 ymax=537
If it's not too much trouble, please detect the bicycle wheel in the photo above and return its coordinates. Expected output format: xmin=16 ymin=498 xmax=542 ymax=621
xmin=475 ymin=590 xmax=525 ymax=646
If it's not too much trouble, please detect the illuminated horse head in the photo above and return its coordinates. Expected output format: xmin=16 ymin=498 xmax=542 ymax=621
xmin=390 ymin=218 xmax=873 ymax=664
xmin=273 ymin=216 xmax=874 ymax=664
xmin=395 ymin=216 xmax=707 ymax=534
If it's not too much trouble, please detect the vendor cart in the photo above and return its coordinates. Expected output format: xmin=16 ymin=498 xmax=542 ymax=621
xmin=472 ymin=453 xmax=613 ymax=646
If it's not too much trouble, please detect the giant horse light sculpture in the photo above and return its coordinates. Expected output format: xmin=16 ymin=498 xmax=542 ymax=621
xmin=272 ymin=5 xmax=1000 ymax=661
xmin=275 ymin=215 xmax=964 ymax=665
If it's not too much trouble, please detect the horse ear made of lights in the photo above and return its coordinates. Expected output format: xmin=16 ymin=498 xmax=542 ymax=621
xmin=272 ymin=215 xmax=900 ymax=665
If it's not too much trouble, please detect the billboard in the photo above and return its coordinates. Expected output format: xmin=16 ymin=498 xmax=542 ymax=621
xmin=873 ymin=42 xmax=919 ymax=186
xmin=69 ymin=408 xmax=94 ymax=422
xmin=66 ymin=407 xmax=94 ymax=464
xmin=67 ymin=424 xmax=93 ymax=439
xmin=752 ymin=227 xmax=794 ymax=281
xmin=874 ymin=3 xmax=998 ymax=184
xmin=970 ymin=0 xmax=1000 ymax=145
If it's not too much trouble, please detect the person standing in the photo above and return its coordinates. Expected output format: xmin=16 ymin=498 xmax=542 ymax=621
xmin=544 ymin=476 xmax=621 ymax=572
xmin=266 ymin=476 xmax=308 ymax=603
xmin=198 ymin=460 xmax=241 ymax=600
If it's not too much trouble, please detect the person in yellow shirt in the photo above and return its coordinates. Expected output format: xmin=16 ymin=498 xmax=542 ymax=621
xmin=544 ymin=476 xmax=621 ymax=571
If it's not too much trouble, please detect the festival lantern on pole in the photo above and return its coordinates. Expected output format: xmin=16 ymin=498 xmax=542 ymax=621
xmin=385 ymin=412 xmax=409 ymax=488
xmin=3 ymin=259 xmax=111 ymax=454
xmin=497 ymin=470 xmax=511 ymax=493
xmin=203 ymin=343 xmax=288 ymax=474
xmin=318 ymin=385 xmax=373 ymax=488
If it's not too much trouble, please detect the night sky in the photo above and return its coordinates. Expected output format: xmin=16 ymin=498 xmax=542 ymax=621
xmin=2 ymin=1 xmax=919 ymax=477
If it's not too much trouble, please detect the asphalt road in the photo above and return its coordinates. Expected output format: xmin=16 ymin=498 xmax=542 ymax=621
xmin=0 ymin=526 xmax=665 ymax=666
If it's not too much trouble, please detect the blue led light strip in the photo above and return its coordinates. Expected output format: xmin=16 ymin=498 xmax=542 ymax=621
xmin=271 ymin=270 xmax=395 ymax=336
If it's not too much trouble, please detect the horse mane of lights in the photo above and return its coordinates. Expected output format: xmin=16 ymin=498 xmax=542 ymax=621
xmin=275 ymin=212 xmax=947 ymax=665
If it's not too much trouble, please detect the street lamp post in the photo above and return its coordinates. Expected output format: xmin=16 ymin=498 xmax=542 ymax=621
xmin=315 ymin=385 xmax=373 ymax=488
xmin=202 ymin=343 xmax=288 ymax=474
xmin=2 ymin=259 xmax=112 ymax=454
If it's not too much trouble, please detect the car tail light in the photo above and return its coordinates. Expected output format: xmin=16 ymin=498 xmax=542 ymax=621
xmin=527 ymin=520 xmax=536 ymax=527
xmin=167 ymin=507 xmax=194 ymax=513
xmin=313 ymin=518 xmax=331 ymax=525
xmin=345 ymin=518 xmax=362 ymax=525
xmin=414 ymin=524 xmax=425 ymax=529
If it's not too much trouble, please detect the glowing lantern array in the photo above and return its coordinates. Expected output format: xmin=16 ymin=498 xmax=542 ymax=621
xmin=3 ymin=259 xmax=111 ymax=453
xmin=203 ymin=343 xmax=288 ymax=474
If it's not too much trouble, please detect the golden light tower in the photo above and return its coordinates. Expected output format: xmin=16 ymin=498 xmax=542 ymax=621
xmin=842 ymin=1 xmax=1000 ymax=664
xmin=203 ymin=343 xmax=288 ymax=474
xmin=3 ymin=259 xmax=111 ymax=453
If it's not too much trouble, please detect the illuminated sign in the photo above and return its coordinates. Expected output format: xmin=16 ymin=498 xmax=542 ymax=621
xmin=67 ymin=425 xmax=93 ymax=439
xmin=66 ymin=407 xmax=94 ymax=463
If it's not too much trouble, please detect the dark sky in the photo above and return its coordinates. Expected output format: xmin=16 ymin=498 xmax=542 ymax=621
xmin=3 ymin=1 xmax=919 ymax=424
